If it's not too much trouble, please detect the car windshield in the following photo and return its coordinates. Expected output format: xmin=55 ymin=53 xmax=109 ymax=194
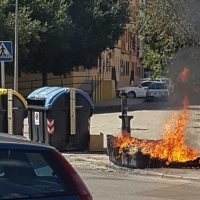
xmin=0 ymin=149 xmax=78 ymax=199
xmin=129 ymin=83 xmax=140 ymax=87
xmin=148 ymin=83 xmax=167 ymax=89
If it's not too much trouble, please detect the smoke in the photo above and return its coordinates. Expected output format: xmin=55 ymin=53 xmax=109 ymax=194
xmin=161 ymin=0 xmax=200 ymax=106
xmin=167 ymin=0 xmax=200 ymax=41
xmin=166 ymin=46 xmax=200 ymax=106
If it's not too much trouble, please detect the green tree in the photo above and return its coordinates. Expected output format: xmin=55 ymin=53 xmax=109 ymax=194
xmin=66 ymin=0 xmax=130 ymax=68
xmin=134 ymin=0 xmax=198 ymax=77
xmin=1 ymin=0 xmax=130 ymax=85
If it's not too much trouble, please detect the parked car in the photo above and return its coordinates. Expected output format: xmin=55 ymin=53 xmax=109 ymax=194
xmin=155 ymin=76 xmax=174 ymax=93
xmin=146 ymin=82 xmax=169 ymax=102
xmin=0 ymin=133 xmax=93 ymax=200
xmin=139 ymin=76 xmax=174 ymax=93
xmin=117 ymin=81 xmax=160 ymax=98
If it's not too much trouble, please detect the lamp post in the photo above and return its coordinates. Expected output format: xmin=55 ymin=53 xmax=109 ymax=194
xmin=14 ymin=0 xmax=19 ymax=92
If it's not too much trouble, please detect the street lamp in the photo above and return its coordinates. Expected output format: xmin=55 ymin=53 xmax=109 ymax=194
xmin=14 ymin=0 xmax=19 ymax=92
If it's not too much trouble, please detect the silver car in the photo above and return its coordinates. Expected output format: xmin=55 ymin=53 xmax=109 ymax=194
xmin=146 ymin=82 xmax=169 ymax=101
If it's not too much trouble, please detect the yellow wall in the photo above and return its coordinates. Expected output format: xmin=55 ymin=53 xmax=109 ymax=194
xmin=4 ymin=68 xmax=116 ymax=102
xmin=5 ymin=71 xmax=95 ymax=97
xmin=100 ymin=80 xmax=116 ymax=101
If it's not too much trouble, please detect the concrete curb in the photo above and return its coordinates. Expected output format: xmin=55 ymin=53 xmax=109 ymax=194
xmin=63 ymin=154 xmax=200 ymax=182
xmin=107 ymin=165 xmax=200 ymax=182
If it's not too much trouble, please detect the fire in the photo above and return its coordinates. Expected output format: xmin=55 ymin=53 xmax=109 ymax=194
xmin=177 ymin=67 xmax=189 ymax=83
xmin=112 ymin=96 xmax=199 ymax=163
xmin=112 ymin=68 xmax=199 ymax=164
xmin=144 ymin=96 xmax=199 ymax=162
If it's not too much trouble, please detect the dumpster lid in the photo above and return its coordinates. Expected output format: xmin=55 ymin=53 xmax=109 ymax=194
xmin=27 ymin=86 xmax=94 ymax=109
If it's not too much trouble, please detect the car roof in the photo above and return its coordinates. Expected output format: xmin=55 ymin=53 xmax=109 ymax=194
xmin=140 ymin=80 xmax=160 ymax=83
xmin=0 ymin=132 xmax=55 ymax=151
xmin=149 ymin=82 xmax=167 ymax=85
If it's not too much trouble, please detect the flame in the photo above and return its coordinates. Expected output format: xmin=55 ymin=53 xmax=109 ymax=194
xmin=177 ymin=67 xmax=189 ymax=83
xmin=112 ymin=67 xmax=200 ymax=163
xmin=112 ymin=96 xmax=199 ymax=163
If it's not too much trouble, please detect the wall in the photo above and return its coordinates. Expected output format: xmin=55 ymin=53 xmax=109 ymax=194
xmin=100 ymin=80 xmax=116 ymax=101
xmin=5 ymin=71 xmax=94 ymax=97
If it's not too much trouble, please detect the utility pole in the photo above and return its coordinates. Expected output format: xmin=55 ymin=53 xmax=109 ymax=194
xmin=14 ymin=0 xmax=19 ymax=92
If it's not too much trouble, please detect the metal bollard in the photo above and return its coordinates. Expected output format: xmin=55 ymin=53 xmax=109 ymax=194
xmin=119 ymin=93 xmax=133 ymax=135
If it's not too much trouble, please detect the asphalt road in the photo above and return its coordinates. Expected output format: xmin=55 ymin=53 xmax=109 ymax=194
xmin=77 ymin=169 xmax=200 ymax=200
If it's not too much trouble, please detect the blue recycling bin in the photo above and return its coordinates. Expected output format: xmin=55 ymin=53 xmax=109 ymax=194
xmin=26 ymin=86 xmax=94 ymax=151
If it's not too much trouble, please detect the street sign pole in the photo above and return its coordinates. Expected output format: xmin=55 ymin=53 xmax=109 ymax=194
xmin=1 ymin=61 xmax=5 ymax=88
xmin=0 ymin=41 xmax=13 ymax=88
xmin=0 ymin=41 xmax=13 ymax=135
xmin=14 ymin=0 xmax=19 ymax=92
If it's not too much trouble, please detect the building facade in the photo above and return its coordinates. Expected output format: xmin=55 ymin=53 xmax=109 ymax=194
xmin=98 ymin=0 xmax=144 ymax=89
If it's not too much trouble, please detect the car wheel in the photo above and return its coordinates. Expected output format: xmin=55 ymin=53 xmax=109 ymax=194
xmin=127 ymin=91 xmax=136 ymax=98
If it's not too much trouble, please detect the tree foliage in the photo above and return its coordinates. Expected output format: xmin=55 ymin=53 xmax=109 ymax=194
xmin=67 ymin=0 xmax=130 ymax=68
xmin=0 ymin=0 xmax=130 ymax=84
xmin=134 ymin=0 xmax=200 ymax=76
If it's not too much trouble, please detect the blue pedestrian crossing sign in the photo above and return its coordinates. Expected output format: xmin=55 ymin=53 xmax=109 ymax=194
xmin=0 ymin=41 xmax=13 ymax=62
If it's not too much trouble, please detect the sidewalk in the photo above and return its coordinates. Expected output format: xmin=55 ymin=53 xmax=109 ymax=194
xmin=63 ymin=153 xmax=200 ymax=181
xmin=23 ymin=98 xmax=145 ymax=133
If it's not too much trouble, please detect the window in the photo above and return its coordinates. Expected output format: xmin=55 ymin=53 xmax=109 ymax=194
xmin=148 ymin=83 xmax=168 ymax=89
xmin=126 ymin=31 xmax=129 ymax=42
xmin=26 ymin=152 xmax=56 ymax=177
xmin=126 ymin=61 xmax=128 ymax=76
xmin=141 ymin=82 xmax=151 ymax=87
xmin=127 ymin=62 xmax=130 ymax=76
xmin=0 ymin=149 xmax=78 ymax=199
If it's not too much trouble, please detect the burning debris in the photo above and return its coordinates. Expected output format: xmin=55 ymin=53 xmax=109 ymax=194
xmin=107 ymin=68 xmax=200 ymax=169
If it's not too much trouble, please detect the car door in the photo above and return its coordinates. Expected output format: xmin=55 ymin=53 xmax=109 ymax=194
xmin=139 ymin=82 xmax=152 ymax=97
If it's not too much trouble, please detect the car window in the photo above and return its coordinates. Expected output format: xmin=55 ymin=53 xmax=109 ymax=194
xmin=148 ymin=83 xmax=168 ymax=89
xmin=26 ymin=152 xmax=57 ymax=177
xmin=141 ymin=82 xmax=151 ymax=87
xmin=0 ymin=149 xmax=78 ymax=199
xmin=130 ymin=83 xmax=140 ymax=87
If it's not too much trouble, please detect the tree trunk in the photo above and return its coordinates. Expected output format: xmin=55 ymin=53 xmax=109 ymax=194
xmin=42 ymin=71 xmax=48 ymax=86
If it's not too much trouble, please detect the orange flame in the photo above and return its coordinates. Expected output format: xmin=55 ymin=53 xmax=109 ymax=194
xmin=113 ymin=96 xmax=199 ymax=163
xmin=177 ymin=67 xmax=189 ymax=83
xmin=112 ymin=68 xmax=199 ymax=163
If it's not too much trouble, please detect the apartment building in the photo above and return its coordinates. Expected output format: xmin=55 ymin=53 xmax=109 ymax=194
xmin=98 ymin=0 xmax=144 ymax=89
